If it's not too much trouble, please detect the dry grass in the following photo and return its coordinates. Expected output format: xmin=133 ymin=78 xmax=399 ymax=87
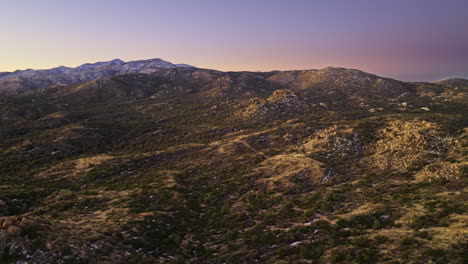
xmin=254 ymin=153 xmax=324 ymax=191
xmin=362 ymin=120 xmax=450 ymax=173
xmin=36 ymin=154 xmax=114 ymax=179
xmin=415 ymin=161 xmax=467 ymax=182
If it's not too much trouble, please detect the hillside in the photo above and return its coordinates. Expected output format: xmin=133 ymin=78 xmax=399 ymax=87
xmin=435 ymin=78 xmax=468 ymax=87
xmin=0 ymin=65 xmax=467 ymax=263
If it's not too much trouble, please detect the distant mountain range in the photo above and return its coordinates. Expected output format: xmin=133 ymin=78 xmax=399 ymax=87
xmin=1 ymin=58 xmax=466 ymax=97
xmin=0 ymin=58 xmax=194 ymax=95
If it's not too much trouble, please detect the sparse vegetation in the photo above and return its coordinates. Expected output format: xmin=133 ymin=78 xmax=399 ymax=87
xmin=0 ymin=67 xmax=466 ymax=263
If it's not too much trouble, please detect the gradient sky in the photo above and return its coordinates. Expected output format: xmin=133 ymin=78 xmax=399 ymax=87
xmin=1 ymin=0 xmax=467 ymax=81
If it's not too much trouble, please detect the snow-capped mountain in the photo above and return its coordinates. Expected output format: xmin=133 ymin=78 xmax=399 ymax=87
xmin=0 ymin=58 xmax=194 ymax=95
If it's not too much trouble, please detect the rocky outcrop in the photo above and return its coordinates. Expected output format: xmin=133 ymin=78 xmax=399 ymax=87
xmin=252 ymin=154 xmax=324 ymax=192
xmin=361 ymin=120 xmax=453 ymax=173
xmin=0 ymin=216 xmax=48 ymax=237
xmin=240 ymin=89 xmax=311 ymax=119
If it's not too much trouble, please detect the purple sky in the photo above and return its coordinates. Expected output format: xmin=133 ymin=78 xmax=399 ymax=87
xmin=1 ymin=0 xmax=467 ymax=81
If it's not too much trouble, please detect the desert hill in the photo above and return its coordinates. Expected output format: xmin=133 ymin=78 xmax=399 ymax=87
xmin=0 ymin=60 xmax=466 ymax=263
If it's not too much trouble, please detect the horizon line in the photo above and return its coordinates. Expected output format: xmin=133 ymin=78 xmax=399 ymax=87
xmin=1 ymin=57 xmax=467 ymax=83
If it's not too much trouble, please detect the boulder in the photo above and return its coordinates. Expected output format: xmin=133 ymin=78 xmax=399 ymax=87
xmin=7 ymin=225 xmax=22 ymax=236
xmin=19 ymin=218 xmax=35 ymax=228
xmin=2 ymin=218 xmax=15 ymax=228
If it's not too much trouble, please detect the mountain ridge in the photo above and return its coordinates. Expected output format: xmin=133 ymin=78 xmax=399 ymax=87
xmin=2 ymin=58 xmax=467 ymax=98
xmin=435 ymin=78 xmax=468 ymax=86
xmin=0 ymin=58 xmax=194 ymax=95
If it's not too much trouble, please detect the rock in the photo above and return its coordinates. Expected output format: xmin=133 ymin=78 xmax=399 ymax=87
xmin=0 ymin=199 xmax=6 ymax=207
xmin=319 ymin=102 xmax=328 ymax=108
xmin=380 ymin=215 xmax=390 ymax=220
xmin=2 ymin=218 xmax=15 ymax=228
xmin=7 ymin=225 xmax=22 ymax=236
xmin=19 ymin=218 xmax=35 ymax=228
xmin=290 ymin=241 xmax=302 ymax=246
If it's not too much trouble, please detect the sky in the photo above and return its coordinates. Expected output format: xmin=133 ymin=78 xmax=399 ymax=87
xmin=1 ymin=0 xmax=467 ymax=81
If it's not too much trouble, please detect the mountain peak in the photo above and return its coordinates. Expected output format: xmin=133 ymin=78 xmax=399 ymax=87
xmin=110 ymin=59 xmax=124 ymax=63
xmin=0 ymin=58 xmax=195 ymax=95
